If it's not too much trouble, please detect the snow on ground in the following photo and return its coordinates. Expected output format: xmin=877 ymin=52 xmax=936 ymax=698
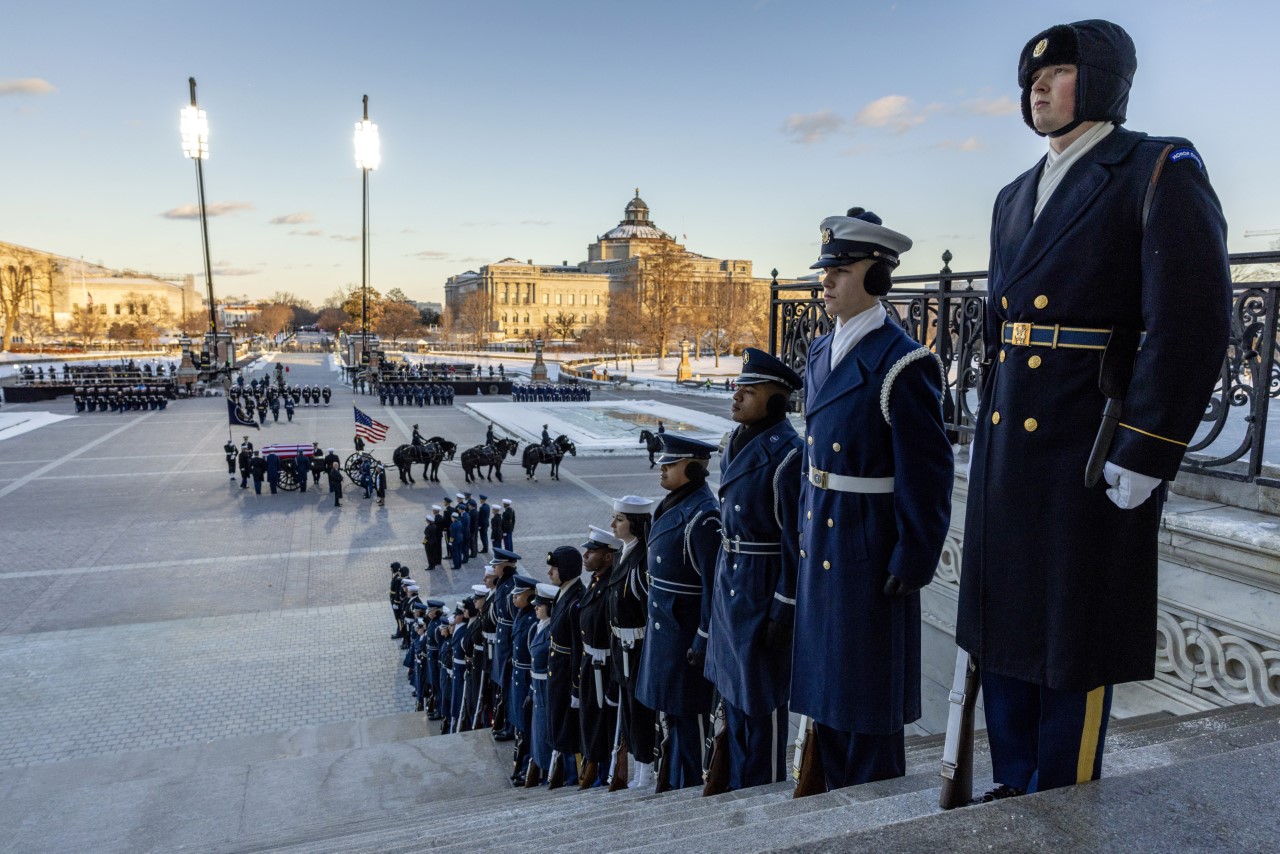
xmin=465 ymin=399 xmax=734 ymax=457
xmin=0 ymin=412 xmax=78 ymax=442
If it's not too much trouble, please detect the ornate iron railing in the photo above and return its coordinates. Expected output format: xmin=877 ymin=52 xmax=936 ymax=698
xmin=769 ymin=251 xmax=1280 ymax=485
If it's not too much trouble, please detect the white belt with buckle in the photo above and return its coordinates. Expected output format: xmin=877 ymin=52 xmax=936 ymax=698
xmin=808 ymin=463 xmax=894 ymax=494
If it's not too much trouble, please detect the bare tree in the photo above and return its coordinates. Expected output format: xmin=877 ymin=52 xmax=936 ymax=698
xmin=702 ymin=277 xmax=764 ymax=366
xmin=0 ymin=245 xmax=56 ymax=351
xmin=248 ymin=304 xmax=295 ymax=337
xmin=66 ymin=305 xmax=106 ymax=347
xmin=316 ymin=307 xmax=348 ymax=333
xmin=548 ymin=310 xmax=578 ymax=342
xmin=451 ymin=289 xmax=491 ymax=347
xmin=377 ymin=300 xmax=421 ymax=344
xmin=623 ymin=246 xmax=692 ymax=369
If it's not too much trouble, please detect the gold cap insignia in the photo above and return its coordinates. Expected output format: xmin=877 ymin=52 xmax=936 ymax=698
xmin=1033 ymin=38 xmax=1048 ymax=58
xmin=743 ymin=351 xmax=750 ymax=363
xmin=821 ymin=228 xmax=833 ymax=245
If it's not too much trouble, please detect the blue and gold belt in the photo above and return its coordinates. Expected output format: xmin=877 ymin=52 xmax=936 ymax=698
xmin=1000 ymin=322 xmax=1146 ymax=351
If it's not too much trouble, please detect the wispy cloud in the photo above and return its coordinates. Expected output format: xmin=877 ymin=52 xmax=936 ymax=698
xmin=936 ymin=137 xmax=983 ymax=152
xmin=330 ymin=234 xmax=359 ymax=242
xmin=269 ymin=211 xmax=313 ymax=225
xmin=854 ymin=95 xmax=928 ymax=134
xmin=401 ymin=228 xmax=418 ymax=234
xmin=0 ymin=78 xmax=56 ymax=96
xmin=161 ymin=201 xmax=254 ymax=219
xmin=411 ymin=250 xmax=451 ymax=260
xmin=961 ymin=96 xmax=1018 ymax=116
xmin=213 ymin=265 xmax=259 ymax=276
xmin=781 ymin=109 xmax=843 ymax=145
xmin=289 ymin=229 xmax=323 ymax=237
xmin=521 ymin=220 xmax=552 ymax=226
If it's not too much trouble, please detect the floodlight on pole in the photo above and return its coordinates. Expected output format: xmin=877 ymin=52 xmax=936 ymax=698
xmin=354 ymin=95 xmax=380 ymax=347
xmin=180 ymin=77 xmax=218 ymax=341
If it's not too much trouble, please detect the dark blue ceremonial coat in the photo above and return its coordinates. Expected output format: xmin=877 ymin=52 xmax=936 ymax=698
xmin=637 ymin=482 xmax=722 ymax=717
xmin=489 ymin=574 xmax=516 ymax=684
xmin=791 ymin=321 xmax=953 ymax=734
xmin=704 ymin=418 xmax=803 ymax=717
xmin=547 ymin=577 xmax=584 ymax=753
xmin=958 ymin=128 xmax=1231 ymax=691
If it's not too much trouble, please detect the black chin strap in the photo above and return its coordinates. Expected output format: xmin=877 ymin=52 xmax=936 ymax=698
xmin=1047 ymin=118 xmax=1084 ymax=138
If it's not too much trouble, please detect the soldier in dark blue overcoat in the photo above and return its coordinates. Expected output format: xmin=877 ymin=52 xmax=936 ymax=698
xmin=637 ymin=434 xmax=723 ymax=790
xmin=704 ymin=349 xmax=804 ymax=791
xmin=576 ymin=526 xmax=625 ymax=787
xmin=487 ymin=549 xmax=519 ymax=739
xmin=526 ymin=584 xmax=557 ymax=786
xmin=545 ymin=546 xmax=585 ymax=787
xmin=508 ymin=575 xmax=539 ymax=785
xmin=792 ymin=208 xmax=954 ymax=790
xmin=424 ymin=600 xmax=446 ymax=719
xmin=957 ymin=20 xmax=1231 ymax=800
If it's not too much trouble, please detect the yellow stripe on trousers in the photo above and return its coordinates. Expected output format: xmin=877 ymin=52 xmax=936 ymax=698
xmin=1076 ymin=686 xmax=1107 ymax=784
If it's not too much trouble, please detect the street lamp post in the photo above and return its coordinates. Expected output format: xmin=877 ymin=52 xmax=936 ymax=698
xmin=354 ymin=95 xmax=381 ymax=366
xmin=179 ymin=78 xmax=219 ymax=352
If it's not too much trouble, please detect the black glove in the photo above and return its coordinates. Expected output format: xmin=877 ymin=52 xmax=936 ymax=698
xmin=524 ymin=695 xmax=533 ymax=711
xmin=686 ymin=647 xmax=705 ymax=669
xmin=764 ymin=619 xmax=793 ymax=650
xmin=883 ymin=575 xmax=923 ymax=597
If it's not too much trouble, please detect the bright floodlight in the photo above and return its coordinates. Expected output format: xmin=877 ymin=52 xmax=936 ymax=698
xmin=180 ymin=105 xmax=209 ymax=160
xmin=354 ymin=119 xmax=381 ymax=171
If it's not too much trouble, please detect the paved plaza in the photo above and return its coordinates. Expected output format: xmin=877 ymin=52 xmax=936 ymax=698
xmin=0 ymin=354 xmax=731 ymax=773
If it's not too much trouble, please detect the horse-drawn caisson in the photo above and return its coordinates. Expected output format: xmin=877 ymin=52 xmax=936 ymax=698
xmin=260 ymin=443 xmax=316 ymax=491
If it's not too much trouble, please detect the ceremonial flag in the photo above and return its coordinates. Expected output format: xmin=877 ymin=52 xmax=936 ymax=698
xmin=354 ymin=405 xmax=388 ymax=443
xmin=228 ymin=400 xmax=259 ymax=429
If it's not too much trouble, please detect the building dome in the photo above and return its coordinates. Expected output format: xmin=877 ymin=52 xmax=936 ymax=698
xmin=602 ymin=189 xmax=672 ymax=241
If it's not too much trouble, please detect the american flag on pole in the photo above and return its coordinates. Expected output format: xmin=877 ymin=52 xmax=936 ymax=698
xmin=354 ymin=405 xmax=388 ymax=444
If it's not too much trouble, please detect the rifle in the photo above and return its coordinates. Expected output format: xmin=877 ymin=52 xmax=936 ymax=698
xmin=792 ymin=718 xmax=826 ymax=798
xmin=702 ymin=700 xmax=729 ymax=797
xmin=608 ymin=704 xmax=629 ymax=792
xmin=546 ymin=750 xmax=566 ymax=790
xmin=939 ymin=650 xmax=981 ymax=809
xmin=654 ymin=716 xmax=674 ymax=793
xmin=1084 ymin=327 xmax=1141 ymax=488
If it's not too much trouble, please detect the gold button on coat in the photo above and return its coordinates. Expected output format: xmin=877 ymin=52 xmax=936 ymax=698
xmin=1034 ymin=295 xmax=1049 ymax=309
xmin=999 ymin=350 xmax=1006 ymax=363
xmin=807 ymin=436 xmax=814 ymax=446
xmin=800 ymin=549 xmax=807 ymax=558
xmin=1024 ymin=418 xmax=1039 ymax=432
xmin=832 ymin=442 xmax=841 ymax=452
xmin=1001 ymin=296 xmax=1008 ymax=309
xmin=1028 ymin=355 xmax=1042 ymax=368
xmin=991 ymin=411 xmax=1001 ymax=425
xmin=823 ymin=560 xmax=831 ymax=570
xmin=827 ymin=518 xmax=834 ymax=527
xmin=806 ymin=511 xmax=812 ymax=520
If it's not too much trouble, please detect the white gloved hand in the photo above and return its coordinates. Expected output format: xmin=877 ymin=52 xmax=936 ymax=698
xmin=1103 ymin=462 xmax=1161 ymax=510
xmin=570 ymin=696 xmax=580 ymax=709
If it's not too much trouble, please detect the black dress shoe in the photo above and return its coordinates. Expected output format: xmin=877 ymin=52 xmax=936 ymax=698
xmin=970 ymin=784 xmax=1026 ymax=805
xmin=493 ymin=731 xmax=514 ymax=742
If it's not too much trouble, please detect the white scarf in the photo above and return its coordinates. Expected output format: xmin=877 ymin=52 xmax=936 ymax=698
xmin=619 ymin=537 xmax=636 ymax=564
xmin=830 ymin=303 xmax=888 ymax=370
xmin=1035 ymin=121 xmax=1115 ymax=220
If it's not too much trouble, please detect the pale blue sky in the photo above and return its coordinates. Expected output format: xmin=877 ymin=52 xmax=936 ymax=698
xmin=3 ymin=0 xmax=1276 ymax=305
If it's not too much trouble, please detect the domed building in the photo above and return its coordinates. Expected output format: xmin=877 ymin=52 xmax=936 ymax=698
xmin=444 ymin=191 xmax=769 ymax=344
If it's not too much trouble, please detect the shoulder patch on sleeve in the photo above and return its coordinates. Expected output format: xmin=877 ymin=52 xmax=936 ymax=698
xmin=1168 ymin=147 xmax=1204 ymax=170
xmin=879 ymin=347 xmax=944 ymax=426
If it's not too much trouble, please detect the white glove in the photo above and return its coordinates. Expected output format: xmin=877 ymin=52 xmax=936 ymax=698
xmin=570 ymin=696 xmax=581 ymax=709
xmin=1103 ymin=462 xmax=1161 ymax=510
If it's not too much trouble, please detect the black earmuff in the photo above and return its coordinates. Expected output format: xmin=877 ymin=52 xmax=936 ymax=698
xmin=766 ymin=392 xmax=789 ymax=419
xmin=685 ymin=462 xmax=708 ymax=482
xmin=864 ymin=261 xmax=893 ymax=297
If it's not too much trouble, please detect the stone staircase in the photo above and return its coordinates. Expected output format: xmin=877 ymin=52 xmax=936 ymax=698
xmin=143 ymin=702 xmax=1279 ymax=854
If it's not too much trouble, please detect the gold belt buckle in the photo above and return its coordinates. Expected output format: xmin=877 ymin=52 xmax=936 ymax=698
xmin=1010 ymin=322 xmax=1032 ymax=347
xmin=811 ymin=467 xmax=829 ymax=489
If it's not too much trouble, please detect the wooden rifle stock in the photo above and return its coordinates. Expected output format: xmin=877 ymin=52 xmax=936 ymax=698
xmin=702 ymin=702 xmax=730 ymax=796
xmin=608 ymin=736 xmax=629 ymax=792
xmin=655 ymin=717 xmax=674 ymax=793
xmin=792 ymin=719 xmax=826 ymax=798
xmin=939 ymin=650 xmax=981 ymax=809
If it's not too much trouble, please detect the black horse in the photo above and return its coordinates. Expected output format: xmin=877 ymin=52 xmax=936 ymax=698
xmin=393 ymin=437 xmax=456 ymax=484
xmin=461 ymin=438 xmax=519 ymax=483
xmin=522 ymin=435 xmax=576 ymax=481
xmin=639 ymin=429 xmax=662 ymax=468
